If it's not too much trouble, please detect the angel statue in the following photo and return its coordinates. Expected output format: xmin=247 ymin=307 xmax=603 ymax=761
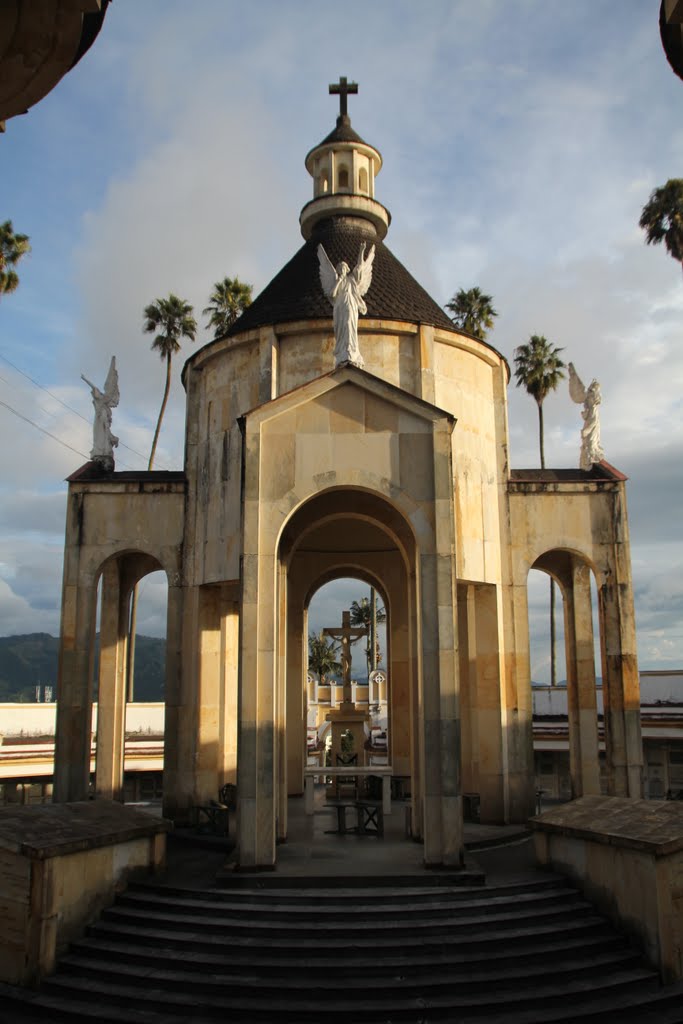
xmin=317 ymin=241 xmax=375 ymax=368
xmin=81 ymin=356 xmax=119 ymax=470
xmin=568 ymin=362 xmax=604 ymax=471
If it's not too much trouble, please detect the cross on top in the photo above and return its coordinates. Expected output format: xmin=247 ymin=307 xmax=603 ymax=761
xmin=329 ymin=76 xmax=358 ymax=118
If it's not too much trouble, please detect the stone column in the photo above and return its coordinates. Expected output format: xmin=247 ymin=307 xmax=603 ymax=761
xmin=95 ymin=561 xmax=129 ymax=801
xmin=473 ymin=583 xmax=507 ymax=823
xmin=564 ymin=560 xmax=600 ymax=797
xmin=598 ymin=485 xmax=643 ymax=797
xmin=417 ymin=324 xmax=436 ymax=406
xmin=162 ymin=581 xmax=185 ymax=820
xmin=53 ymin=569 xmax=97 ymax=802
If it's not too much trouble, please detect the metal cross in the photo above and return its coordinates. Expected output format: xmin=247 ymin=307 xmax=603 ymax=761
xmin=329 ymin=76 xmax=358 ymax=118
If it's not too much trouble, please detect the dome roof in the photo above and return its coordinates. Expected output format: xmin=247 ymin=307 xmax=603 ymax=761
xmin=227 ymin=216 xmax=454 ymax=336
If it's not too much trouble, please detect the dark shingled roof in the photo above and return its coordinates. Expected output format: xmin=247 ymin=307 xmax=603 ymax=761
xmin=318 ymin=114 xmax=369 ymax=148
xmin=226 ymin=216 xmax=455 ymax=337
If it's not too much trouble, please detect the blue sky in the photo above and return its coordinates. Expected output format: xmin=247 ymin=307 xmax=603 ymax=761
xmin=1 ymin=1 xmax=682 ymax=682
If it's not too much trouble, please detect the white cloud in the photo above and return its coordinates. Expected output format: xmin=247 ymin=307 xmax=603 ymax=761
xmin=0 ymin=1 xmax=681 ymax=678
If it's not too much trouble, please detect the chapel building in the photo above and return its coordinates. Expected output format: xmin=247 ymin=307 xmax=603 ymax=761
xmin=53 ymin=81 xmax=643 ymax=869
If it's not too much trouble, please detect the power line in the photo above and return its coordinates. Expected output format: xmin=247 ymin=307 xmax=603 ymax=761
xmin=0 ymin=397 xmax=139 ymax=469
xmin=0 ymin=352 xmax=172 ymax=469
xmin=0 ymin=397 xmax=90 ymax=462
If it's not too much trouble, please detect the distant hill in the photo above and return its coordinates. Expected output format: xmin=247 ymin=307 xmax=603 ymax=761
xmin=0 ymin=633 xmax=166 ymax=703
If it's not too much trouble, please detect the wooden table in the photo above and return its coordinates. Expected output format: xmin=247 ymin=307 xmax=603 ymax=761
xmin=304 ymin=766 xmax=392 ymax=816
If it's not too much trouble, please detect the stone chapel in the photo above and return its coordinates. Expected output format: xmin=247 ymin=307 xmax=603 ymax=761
xmin=53 ymin=80 xmax=644 ymax=870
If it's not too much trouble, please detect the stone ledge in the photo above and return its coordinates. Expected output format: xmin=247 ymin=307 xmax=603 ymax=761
xmin=530 ymin=795 xmax=683 ymax=857
xmin=0 ymin=800 xmax=170 ymax=860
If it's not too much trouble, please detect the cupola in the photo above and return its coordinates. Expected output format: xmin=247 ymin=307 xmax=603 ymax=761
xmin=299 ymin=76 xmax=391 ymax=241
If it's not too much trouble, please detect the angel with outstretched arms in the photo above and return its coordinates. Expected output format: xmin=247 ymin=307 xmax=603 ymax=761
xmin=81 ymin=356 xmax=119 ymax=467
xmin=317 ymin=241 xmax=375 ymax=368
xmin=568 ymin=362 xmax=604 ymax=470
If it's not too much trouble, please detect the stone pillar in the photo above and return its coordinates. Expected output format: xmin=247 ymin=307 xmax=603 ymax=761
xmin=221 ymin=599 xmax=239 ymax=786
xmin=162 ymin=581 xmax=185 ymax=820
xmin=417 ymin=324 xmax=436 ymax=405
xmin=599 ymin=568 xmax=643 ymax=797
xmin=95 ymin=561 xmax=129 ymax=801
xmin=473 ymin=583 xmax=507 ymax=823
xmin=53 ymin=568 xmax=97 ymax=803
xmin=194 ymin=585 xmax=223 ymax=804
xmin=564 ymin=560 xmax=600 ymax=797
xmin=457 ymin=584 xmax=477 ymax=796
xmin=420 ymin=559 xmax=462 ymax=866
xmin=258 ymin=326 xmax=279 ymax=404
xmin=285 ymin=592 xmax=305 ymax=802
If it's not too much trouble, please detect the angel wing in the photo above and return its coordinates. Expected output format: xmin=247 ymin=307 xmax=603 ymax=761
xmin=353 ymin=243 xmax=375 ymax=297
xmin=317 ymin=243 xmax=338 ymax=299
xmin=568 ymin=362 xmax=586 ymax=405
xmin=104 ymin=356 xmax=120 ymax=408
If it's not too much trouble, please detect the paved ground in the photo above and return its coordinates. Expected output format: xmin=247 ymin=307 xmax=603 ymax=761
xmin=160 ymin=787 xmax=537 ymax=888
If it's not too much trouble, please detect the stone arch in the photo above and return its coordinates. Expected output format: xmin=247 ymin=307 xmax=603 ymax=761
xmin=54 ymin=543 xmax=178 ymax=805
xmin=530 ymin=547 xmax=601 ymax=799
xmin=92 ymin=550 xmax=168 ymax=803
xmin=276 ymin=488 xmax=419 ymax=844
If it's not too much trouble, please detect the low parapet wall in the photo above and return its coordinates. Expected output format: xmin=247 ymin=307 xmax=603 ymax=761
xmin=531 ymin=795 xmax=683 ymax=983
xmin=0 ymin=800 xmax=169 ymax=986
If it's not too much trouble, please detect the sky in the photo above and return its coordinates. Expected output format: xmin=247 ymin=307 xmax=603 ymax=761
xmin=1 ymin=1 xmax=682 ymax=683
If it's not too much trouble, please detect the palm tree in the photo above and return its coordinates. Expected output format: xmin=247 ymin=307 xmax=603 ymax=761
xmin=142 ymin=294 xmax=197 ymax=469
xmin=308 ymin=631 xmax=341 ymax=683
xmin=639 ymin=179 xmax=683 ymax=273
xmin=127 ymin=295 xmax=196 ymax=702
xmin=445 ymin=287 xmax=498 ymax=340
xmin=203 ymin=276 xmax=253 ymax=339
xmin=514 ymin=334 xmax=566 ymax=687
xmin=350 ymin=592 xmax=386 ymax=676
xmin=0 ymin=220 xmax=30 ymax=298
xmin=513 ymin=335 xmax=565 ymax=470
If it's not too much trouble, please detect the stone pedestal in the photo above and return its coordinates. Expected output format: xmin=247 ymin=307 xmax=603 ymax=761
xmin=325 ymin=701 xmax=370 ymax=799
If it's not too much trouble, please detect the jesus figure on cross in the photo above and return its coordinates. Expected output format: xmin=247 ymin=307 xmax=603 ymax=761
xmin=323 ymin=610 xmax=367 ymax=706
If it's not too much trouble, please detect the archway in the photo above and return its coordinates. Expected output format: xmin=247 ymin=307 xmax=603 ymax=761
xmin=93 ymin=551 xmax=168 ymax=805
xmin=530 ymin=549 xmax=601 ymax=801
xmin=276 ymin=488 xmax=418 ymax=845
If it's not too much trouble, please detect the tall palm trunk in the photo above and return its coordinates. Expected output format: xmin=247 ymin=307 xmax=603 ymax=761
xmin=149 ymin=352 xmax=173 ymax=472
xmin=127 ymin=353 xmax=173 ymax=701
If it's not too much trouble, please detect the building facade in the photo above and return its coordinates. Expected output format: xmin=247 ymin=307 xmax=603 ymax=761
xmin=53 ymin=88 xmax=644 ymax=869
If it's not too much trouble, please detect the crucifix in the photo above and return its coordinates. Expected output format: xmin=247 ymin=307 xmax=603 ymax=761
xmin=329 ymin=76 xmax=358 ymax=119
xmin=323 ymin=609 xmax=367 ymax=705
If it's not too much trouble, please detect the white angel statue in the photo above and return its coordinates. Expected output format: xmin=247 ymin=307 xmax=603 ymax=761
xmin=317 ymin=241 xmax=375 ymax=368
xmin=81 ymin=356 xmax=119 ymax=469
xmin=568 ymin=362 xmax=604 ymax=471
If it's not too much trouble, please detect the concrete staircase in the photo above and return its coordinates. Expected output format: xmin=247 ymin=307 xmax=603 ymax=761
xmin=2 ymin=873 xmax=683 ymax=1023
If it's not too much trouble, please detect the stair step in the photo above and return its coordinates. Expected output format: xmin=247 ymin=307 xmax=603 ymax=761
xmin=136 ymin=873 xmax=568 ymax=903
xmin=86 ymin=911 xmax=618 ymax=954
xmin=38 ymin=967 xmax=661 ymax=1020
xmin=56 ymin=947 xmax=645 ymax=994
xmin=70 ymin=928 xmax=630 ymax=974
xmin=101 ymin=896 xmax=594 ymax=937
xmin=116 ymin=882 xmax=582 ymax=920
xmin=4 ymin=974 xmax=682 ymax=1024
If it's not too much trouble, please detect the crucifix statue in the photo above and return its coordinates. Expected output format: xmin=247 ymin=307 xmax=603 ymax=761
xmin=323 ymin=609 xmax=367 ymax=706
xmin=329 ymin=75 xmax=358 ymax=119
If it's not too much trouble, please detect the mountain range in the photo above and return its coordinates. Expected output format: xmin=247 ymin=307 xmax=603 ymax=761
xmin=0 ymin=633 xmax=166 ymax=703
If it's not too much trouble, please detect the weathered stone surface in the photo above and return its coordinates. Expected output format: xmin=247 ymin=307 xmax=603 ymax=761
xmin=532 ymin=795 xmax=683 ymax=855
xmin=0 ymin=800 xmax=169 ymax=860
